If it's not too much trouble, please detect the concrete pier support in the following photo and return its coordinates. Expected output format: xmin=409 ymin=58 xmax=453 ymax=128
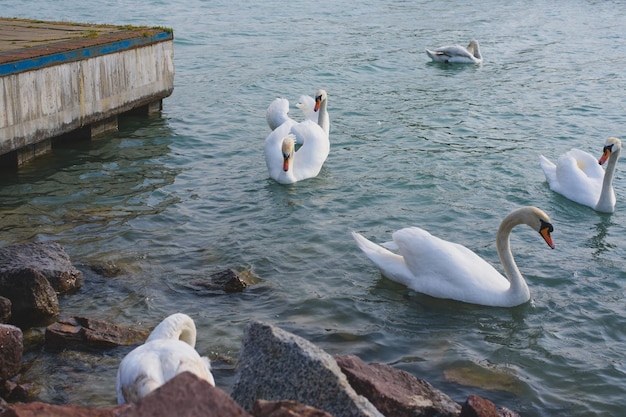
xmin=0 ymin=18 xmax=174 ymax=168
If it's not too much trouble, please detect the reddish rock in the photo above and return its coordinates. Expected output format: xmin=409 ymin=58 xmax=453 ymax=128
xmin=335 ymin=354 xmax=461 ymax=417
xmin=460 ymin=395 xmax=520 ymax=417
xmin=0 ymin=242 xmax=82 ymax=295
xmin=45 ymin=317 xmax=148 ymax=350
xmin=252 ymin=399 xmax=336 ymax=417
xmin=0 ymin=403 xmax=129 ymax=417
xmin=0 ymin=324 xmax=22 ymax=380
xmin=0 ymin=297 xmax=10 ymax=323
xmin=0 ymin=268 xmax=59 ymax=326
xmin=119 ymin=371 xmax=252 ymax=417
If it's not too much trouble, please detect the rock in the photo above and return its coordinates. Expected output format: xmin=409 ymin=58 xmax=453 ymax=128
xmin=231 ymin=321 xmax=383 ymax=417
xmin=0 ymin=268 xmax=59 ymax=326
xmin=0 ymin=402 xmax=129 ymax=417
xmin=0 ymin=242 xmax=83 ymax=295
xmin=0 ymin=380 xmax=31 ymax=403
xmin=460 ymin=395 xmax=520 ymax=417
xmin=192 ymin=269 xmax=256 ymax=293
xmin=252 ymin=399 xmax=336 ymax=417
xmin=0 ymin=324 xmax=22 ymax=380
xmin=335 ymin=354 xmax=461 ymax=417
xmin=119 ymin=371 xmax=252 ymax=417
xmin=45 ymin=317 xmax=148 ymax=350
xmin=0 ymin=297 xmax=10 ymax=323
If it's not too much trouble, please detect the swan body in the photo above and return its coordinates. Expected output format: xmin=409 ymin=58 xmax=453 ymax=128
xmin=352 ymin=207 xmax=554 ymax=307
xmin=540 ymin=137 xmax=621 ymax=213
xmin=426 ymin=40 xmax=482 ymax=64
xmin=264 ymin=90 xmax=330 ymax=184
xmin=116 ymin=313 xmax=215 ymax=404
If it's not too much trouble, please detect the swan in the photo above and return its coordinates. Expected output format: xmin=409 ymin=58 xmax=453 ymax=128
xmin=426 ymin=40 xmax=483 ymax=64
xmin=116 ymin=313 xmax=215 ymax=404
xmin=265 ymin=92 xmax=323 ymax=131
xmin=351 ymin=206 xmax=555 ymax=307
xmin=539 ymin=137 xmax=621 ymax=213
xmin=264 ymin=90 xmax=330 ymax=184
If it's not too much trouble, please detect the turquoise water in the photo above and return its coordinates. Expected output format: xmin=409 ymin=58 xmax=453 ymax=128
xmin=2 ymin=1 xmax=626 ymax=415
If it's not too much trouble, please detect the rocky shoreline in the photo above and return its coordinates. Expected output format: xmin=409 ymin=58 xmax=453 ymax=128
xmin=0 ymin=241 xmax=520 ymax=417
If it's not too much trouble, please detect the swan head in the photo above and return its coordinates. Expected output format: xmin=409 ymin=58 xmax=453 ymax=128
xmin=502 ymin=206 xmax=554 ymax=249
xmin=281 ymin=134 xmax=296 ymax=172
xmin=598 ymin=137 xmax=622 ymax=165
xmin=314 ymin=89 xmax=328 ymax=112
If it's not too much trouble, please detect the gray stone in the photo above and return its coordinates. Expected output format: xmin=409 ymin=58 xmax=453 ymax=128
xmin=0 ymin=324 xmax=22 ymax=380
xmin=0 ymin=241 xmax=82 ymax=294
xmin=231 ymin=321 xmax=384 ymax=417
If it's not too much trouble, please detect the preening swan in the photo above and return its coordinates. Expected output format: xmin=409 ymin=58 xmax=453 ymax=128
xmin=116 ymin=313 xmax=215 ymax=404
xmin=426 ymin=40 xmax=483 ymax=64
xmin=539 ymin=137 xmax=622 ymax=213
xmin=264 ymin=90 xmax=330 ymax=184
xmin=352 ymin=207 xmax=555 ymax=307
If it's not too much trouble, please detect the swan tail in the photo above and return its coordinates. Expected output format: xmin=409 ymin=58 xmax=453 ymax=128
xmin=539 ymin=155 xmax=557 ymax=185
xmin=351 ymin=232 xmax=412 ymax=285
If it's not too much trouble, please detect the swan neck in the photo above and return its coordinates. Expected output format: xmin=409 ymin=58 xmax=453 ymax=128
xmin=496 ymin=215 xmax=528 ymax=297
xmin=317 ymin=100 xmax=330 ymax=137
xmin=597 ymin=149 xmax=620 ymax=211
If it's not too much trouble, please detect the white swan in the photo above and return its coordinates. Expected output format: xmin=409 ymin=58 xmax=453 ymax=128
xmin=539 ymin=137 xmax=621 ymax=213
xmin=351 ymin=207 xmax=554 ymax=307
xmin=264 ymin=90 xmax=330 ymax=184
xmin=426 ymin=40 xmax=483 ymax=64
xmin=265 ymin=92 xmax=322 ymax=131
xmin=116 ymin=313 xmax=215 ymax=404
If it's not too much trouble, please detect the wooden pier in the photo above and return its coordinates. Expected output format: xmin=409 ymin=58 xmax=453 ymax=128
xmin=0 ymin=18 xmax=174 ymax=168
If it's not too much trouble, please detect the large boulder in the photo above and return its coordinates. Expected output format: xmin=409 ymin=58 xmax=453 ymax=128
xmin=120 ymin=371 xmax=251 ymax=417
xmin=0 ymin=242 xmax=83 ymax=295
xmin=0 ymin=268 xmax=59 ymax=326
xmin=335 ymin=355 xmax=461 ymax=417
xmin=0 ymin=324 xmax=22 ymax=380
xmin=231 ymin=321 xmax=383 ymax=417
xmin=45 ymin=317 xmax=149 ymax=350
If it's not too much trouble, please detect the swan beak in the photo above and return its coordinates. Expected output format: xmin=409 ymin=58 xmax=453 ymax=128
xmin=539 ymin=222 xmax=555 ymax=249
xmin=282 ymin=153 xmax=291 ymax=172
xmin=598 ymin=145 xmax=613 ymax=165
xmin=314 ymin=95 xmax=322 ymax=112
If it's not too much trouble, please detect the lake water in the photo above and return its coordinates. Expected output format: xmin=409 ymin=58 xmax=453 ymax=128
xmin=2 ymin=1 xmax=626 ymax=415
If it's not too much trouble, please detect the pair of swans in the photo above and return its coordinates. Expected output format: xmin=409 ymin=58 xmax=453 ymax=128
xmin=540 ymin=137 xmax=622 ymax=213
xmin=264 ymin=89 xmax=330 ymax=184
xmin=426 ymin=40 xmax=483 ymax=64
xmin=116 ymin=313 xmax=215 ymax=404
xmin=352 ymin=206 xmax=554 ymax=308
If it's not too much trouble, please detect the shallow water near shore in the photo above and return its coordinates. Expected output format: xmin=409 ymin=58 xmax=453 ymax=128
xmin=2 ymin=1 xmax=626 ymax=415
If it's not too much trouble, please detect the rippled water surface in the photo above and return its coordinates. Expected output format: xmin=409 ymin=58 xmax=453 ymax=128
xmin=2 ymin=1 xmax=626 ymax=415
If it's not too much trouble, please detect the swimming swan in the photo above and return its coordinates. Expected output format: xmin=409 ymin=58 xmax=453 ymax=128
xmin=265 ymin=92 xmax=324 ymax=133
xmin=116 ymin=313 xmax=215 ymax=404
xmin=264 ymin=90 xmax=330 ymax=184
xmin=426 ymin=40 xmax=483 ymax=64
xmin=352 ymin=206 xmax=554 ymax=307
xmin=539 ymin=137 xmax=621 ymax=213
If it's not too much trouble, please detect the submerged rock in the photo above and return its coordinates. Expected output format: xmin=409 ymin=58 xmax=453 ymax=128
xmin=335 ymin=354 xmax=461 ymax=417
xmin=231 ymin=321 xmax=383 ymax=417
xmin=191 ymin=269 xmax=258 ymax=294
xmin=45 ymin=316 xmax=148 ymax=350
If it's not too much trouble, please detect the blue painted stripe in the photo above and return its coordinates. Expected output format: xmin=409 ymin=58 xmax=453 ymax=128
xmin=0 ymin=31 xmax=172 ymax=76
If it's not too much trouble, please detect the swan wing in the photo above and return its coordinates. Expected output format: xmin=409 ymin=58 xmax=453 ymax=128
xmin=390 ymin=227 xmax=509 ymax=300
xmin=352 ymin=232 xmax=414 ymax=287
xmin=545 ymin=149 xmax=603 ymax=207
xmin=426 ymin=45 xmax=478 ymax=63
xmin=117 ymin=340 xmax=214 ymax=404
xmin=266 ymin=98 xmax=291 ymax=131
xmin=289 ymin=120 xmax=330 ymax=181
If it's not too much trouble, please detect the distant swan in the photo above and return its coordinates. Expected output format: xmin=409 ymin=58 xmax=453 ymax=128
xmin=116 ymin=313 xmax=215 ymax=404
xmin=426 ymin=40 xmax=482 ymax=64
xmin=539 ymin=137 xmax=622 ymax=213
xmin=352 ymin=206 xmax=554 ymax=307
xmin=264 ymin=90 xmax=330 ymax=184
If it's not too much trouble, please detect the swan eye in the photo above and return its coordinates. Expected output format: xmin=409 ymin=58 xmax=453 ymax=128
xmin=603 ymin=144 xmax=614 ymax=153
xmin=539 ymin=219 xmax=553 ymax=234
